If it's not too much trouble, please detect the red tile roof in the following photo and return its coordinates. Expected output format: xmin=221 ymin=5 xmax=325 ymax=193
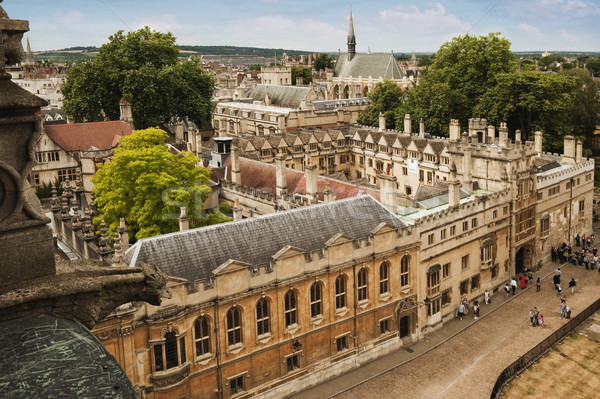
xmin=44 ymin=121 xmax=133 ymax=152
xmin=221 ymin=156 xmax=380 ymax=202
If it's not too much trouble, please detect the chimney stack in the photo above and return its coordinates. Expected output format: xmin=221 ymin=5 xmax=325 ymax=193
xmin=498 ymin=122 xmax=508 ymax=148
xmin=534 ymin=131 xmax=543 ymax=156
xmin=119 ymin=99 xmax=134 ymax=127
xmin=404 ymin=114 xmax=412 ymax=135
xmin=562 ymin=135 xmax=576 ymax=164
xmin=275 ymin=151 xmax=287 ymax=200
xmin=232 ymin=199 xmax=243 ymax=221
xmin=448 ymin=163 xmax=461 ymax=207
xmin=379 ymin=112 xmax=386 ymax=132
xmin=179 ymin=206 xmax=190 ymax=231
xmin=175 ymin=120 xmax=184 ymax=142
xmin=462 ymin=132 xmax=472 ymax=192
xmin=305 ymin=164 xmax=318 ymax=203
xmin=515 ymin=129 xmax=522 ymax=145
xmin=419 ymin=118 xmax=425 ymax=137
xmin=449 ymin=119 xmax=460 ymax=142
xmin=118 ymin=218 xmax=129 ymax=251
xmin=487 ymin=125 xmax=495 ymax=142
xmin=323 ymin=183 xmax=333 ymax=202
xmin=576 ymin=140 xmax=583 ymax=163
xmin=231 ymin=145 xmax=241 ymax=184
xmin=378 ymin=174 xmax=398 ymax=212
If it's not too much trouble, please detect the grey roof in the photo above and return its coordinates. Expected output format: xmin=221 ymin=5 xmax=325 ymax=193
xmin=334 ymin=53 xmax=404 ymax=79
xmin=125 ymin=195 xmax=407 ymax=287
xmin=248 ymin=84 xmax=311 ymax=108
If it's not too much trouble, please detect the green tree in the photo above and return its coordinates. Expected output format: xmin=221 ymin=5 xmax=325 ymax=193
xmin=92 ymin=128 xmax=230 ymax=240
xmin=586 ymin=57 xmax=600 ymax=77
xmin=399 ymin=33 xmax=515 ymax=135
xmin=561 ymin=68 xmax=600 ymax=147
xmin=62 ymin=27 xmax=214 ymax=129
xmin=313 ymin=53 xmax=333 ymax=71
xmin=291 ymin=66 xmax=312 ymax=85
xmin=474 ymin=71 xmax=577 ymax=149
xmin=357 ymin=80 xmax=406 ymax=130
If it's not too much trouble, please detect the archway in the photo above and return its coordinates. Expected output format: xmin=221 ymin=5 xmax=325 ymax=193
xmin=399 ymin=316 xmax=410 ymax=338
xmin=333 ymin=85 xmax=340 ymax=99
xmin=515 ymin=245 xmax=533 ymax=275
xmin=342 ymin=85 xmax=349 ymax=99
xmin=362 ymin=86 xmax=369 ymax=97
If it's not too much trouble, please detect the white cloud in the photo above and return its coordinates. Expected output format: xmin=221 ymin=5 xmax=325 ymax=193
xmin=517 ymin=23 xmax=542 ymax=36
xmin=375 ymin=3 xmax=471 ymax=33
xmin=133 ymin=14 xmax=182 ymax=33
xmin=560 ymin=29 xmax=580 ymax=41
xmin=53 ymin=10 xmax=85 ymax=25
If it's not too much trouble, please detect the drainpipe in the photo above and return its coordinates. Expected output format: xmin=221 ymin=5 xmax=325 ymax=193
xmin=214 ymin=300 xmax=223 ymax=398
xmin=352 ymin=260 xmax=358 ymax=351
xmin=569 ymin=177 xmax=574 ymax=243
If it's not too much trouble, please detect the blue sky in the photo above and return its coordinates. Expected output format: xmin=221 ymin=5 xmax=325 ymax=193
xmin=4 ymin=0 xmax=600 ymax=53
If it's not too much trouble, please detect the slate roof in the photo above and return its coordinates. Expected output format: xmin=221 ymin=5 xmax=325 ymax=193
xmin=125 ymin=195 xmax=406 ymax=286
xmin=334 ymin=53 xmax=403 ymax=79
xmin=248 ymin=84 xmax=311 ymax=108
xmin=44 ymin=121 xmax=132 ymax=152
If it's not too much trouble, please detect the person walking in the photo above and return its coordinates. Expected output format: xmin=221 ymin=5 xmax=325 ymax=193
xmin=473 ymin=301 xmax=480 ymax=320
xmin=566 ymin=305 xmax=572 ymax=320
xmin=533 ymin=307 xmax=540 ymax=327
xmin=529 ymin=309 xmax=535 ymax=326
xmin=484 ymin=290 xmax=490 ymax=304
xmin=511 ymin=278 xmax=517 ymax=295
xmin=553 ymin=273 xmax=562 ymax=295
xmin=560 ymin=300 xmax=567 ymax=319
xmin=505 ymin=283 xmax=510 ymax=298
xmin=575 ymin=233 xmax=581 ymax=246
xmin=569 ymin=278 xmax=576 ymax=294
xmin=539 ymin=313 xmax=545 ymax=328
xmin=457 ymin=302 xmax=465 ymax=320
xmin=536 ymin=277 xmax=541 ymax=292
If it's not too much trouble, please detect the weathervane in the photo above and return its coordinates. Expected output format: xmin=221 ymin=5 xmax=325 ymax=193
xmin=0 ymin=0 xmax=30 ymax=79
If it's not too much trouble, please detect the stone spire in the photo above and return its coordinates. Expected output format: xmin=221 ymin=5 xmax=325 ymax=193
xmin=25 ymin=37 xmax=34 ymax=66
xmin=347 ymin=8 xmax=356 ymax=62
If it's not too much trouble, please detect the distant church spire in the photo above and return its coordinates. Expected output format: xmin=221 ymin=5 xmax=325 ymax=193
xmin=25 ymin=37 xmax=35 ymax=67
xmin=347 ymin=8 xmax=356 ymax=62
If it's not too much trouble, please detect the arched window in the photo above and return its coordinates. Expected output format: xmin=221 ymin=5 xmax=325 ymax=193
xmin=194 ymin=316 xmax=211 ymax=357
xmin=427 ymin=264 xmax=441 ymax=296
xmin=226 ymin=307 xmax=242 ymax=346
xmin=153 ymin=329 xmax=186 ymax=372
xmin=379 ymin=262 xmax=390 ymax=294
xmin=310 ymin=282 xmax=322 ymax=318
xmin=256 ymin=298 xmax=270 ymax=336
xmin=357 ymin=268 xmax=368 ymax=301
xmin=480 ymin=238 xmax=493 ymax=265
xmin=335 ymin=275 xmax=346 ymax=309
xmin=284 ymin=290 xmax=297 ymax=327
xmin=401 ymin=255 xmax=410 ymax=286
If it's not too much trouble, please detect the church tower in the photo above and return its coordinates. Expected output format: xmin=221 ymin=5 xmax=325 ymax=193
xmin=347 ymin=9 xmax=356 ymax=62
xmin=24 ymin=37 xmax=35 ymax=68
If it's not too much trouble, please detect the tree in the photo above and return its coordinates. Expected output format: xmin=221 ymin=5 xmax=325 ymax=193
xmin=92 ymin=128 xmax=230 ymax=240
xmin=586 ymin=57 xmax=600 ymax=77
xmin=62 ymin=27 xmax=214 ymax=129
xmin=291 ymin=66 xmax=312 ymax=85
xmin=357 ymin=80 xmax=406 ymax=130
xmin=398 ymin=33 xmax=515 ymax=135
xmin=474 ymin=71 xmax=577 ymax=149
xmin=561 ymin=68 xmax=600 ymax=147
xmin=313 ymin=53 xmax=333 ymax=71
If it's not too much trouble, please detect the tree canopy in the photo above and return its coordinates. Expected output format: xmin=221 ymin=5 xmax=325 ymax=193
xmin=291 ymin=66 xmax=312 ymax=85
xmin=62 ymin=27 xmax=214 ymax=130
xmin=313 ymin=53 xmax=334 ymax=71
xmin=92 ymin=128 xmax=230 ymax=240
xmin=357 ymin=80 xmax=406 ymax=130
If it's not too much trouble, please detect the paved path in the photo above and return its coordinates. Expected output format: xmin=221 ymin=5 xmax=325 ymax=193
xmin=290 ymin=231 xmax=600 ymax=399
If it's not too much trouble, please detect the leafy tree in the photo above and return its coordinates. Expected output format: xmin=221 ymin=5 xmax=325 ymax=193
xmin=291 ymin=66 xmax=312 ymax=85
xmin=313 ymin=53 xmax=333 ymax=71
xmin=92 ymin=128 xmax=231 ymax=240
xmin=357 ymin=80 xmax=406 ymax=130
xmin=561 ymin=68 xmax=600 ymax=147
xmin=586 ymin=57 xmax=600 ymax=77
xmin=474 ymin=71 xmax=577 ymax=149
xmin=398 ymin=33 xmax=515 ymax=135
xmin=62 ymin=27 xmax=214 ymax=129
xmin=35 ymin=180 xmax=64 ymax=199
xmin=248 ymin=64 xmax=263 ymax=71
xmin=418 ymin=54 xmax=435 ymax=67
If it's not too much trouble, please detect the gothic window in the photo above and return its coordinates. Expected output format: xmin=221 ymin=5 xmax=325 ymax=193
xmin=194 ymin=316 xmax=211 ymax=357
xmin=284 ymin=290 xmax=297 ymax=327
xmin=481 ymin=238 xmax=493 ymax=266
xmin=357 ymin=268 xmax=368 ymax=302
xmin=310 ymin=282 xmax=322 ymax=318
xmin=226 ymin=307 xmax=242 ymax=347
xmin=427 ymin=265 xmax=441 ymax=296
xmin=379 ymin=262 xmax=389 ymax=295
xmin=256 ymin=298 xmax=270 ymax=337
xmin=401 ymin=256 xmax=410 ymax=287
xmin=335 ymin=275 xmax=346 ymax=309
xmin=153 ymin=330 xmax=186 ymax=372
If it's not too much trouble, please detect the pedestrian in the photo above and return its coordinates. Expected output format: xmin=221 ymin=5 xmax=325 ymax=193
xmin=484 ymin=289 xmax=490 ymax=304
xmin=553 ymin=273 xmax=562 ymax=295
xmin=584 ymin=254 xmax=589 ymax=269
xmin=569 ymin=277 xmax=576 ymax=294
xmin=529 ymin=309 xmax=535 ymax=326
xmin=511 ymin=278 xmax=517 ymax=295
xmin=560 ymin=300 xmax=567 ymax=319
xmin=457 ymin=302 xmax=465 ymax=320
xmin=536 ymin=277 xmax=541 ymax=292
xmin=575 ymin=233 xmax=581 ymax=246
xmin=520 ymin=274 xmax=528 ymax=289
xmin=533 ymin=307 xmax=539 ymax=326
xmin=592 ymin=255 xmax=598 ymax=270
xmin=566 ymin=305 xmax=572 ymax=320
xmin=555 ymin=267 xmax=562 ymax=277
xmin=505 ymin=283 xmax=510 ymax=298
xmin=539 ymin=314 xmax=545 ymax=328
xmin=591 ymin=233 xmax=595 ymax=244
xmin=551 ymin=246 xmax=557 ymax=262
xmin=461 ymin=298 xmax=469 ymax=315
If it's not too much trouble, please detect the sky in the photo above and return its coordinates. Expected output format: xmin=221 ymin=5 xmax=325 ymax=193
xmin=4 ymin=0 xmax=600 ymax=53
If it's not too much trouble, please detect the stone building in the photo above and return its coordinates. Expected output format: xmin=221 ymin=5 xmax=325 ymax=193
xmin=260 ymin=66 xmax=291 ymax=86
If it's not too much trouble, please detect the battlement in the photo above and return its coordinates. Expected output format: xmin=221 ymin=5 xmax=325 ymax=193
xmin=536 ymin=158 xmax=595 ymax=189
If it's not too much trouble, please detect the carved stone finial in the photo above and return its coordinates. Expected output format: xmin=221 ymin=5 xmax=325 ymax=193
xmin=98 ymin=220 xmax=112 ymax=255
xmin=0 ymin=2 xmax=30 ymax=79
xmin=82 ymin=209 xmax=95 ymax=240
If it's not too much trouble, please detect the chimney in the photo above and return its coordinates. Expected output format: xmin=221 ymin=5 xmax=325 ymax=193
xmin=462 ymin=132 xmax=472 ymax=192
xmin=323 ymin=183 xmax=333 ymax=202
xmin=449 ymin=119 xmax=460 ymax=142
xmin=119 ymin=99 xmax=133 ymax=127
xmin=404 ymin=114 xmax=412 ymax=135
xmin=231 ymin=145 xmax=241 ymax=184
xmin=179 ymin=206 xmax=190 ymax=231
xmin=419 ymin=118 xmax=425 ymax=137
xmin=448 ymin=163 xmax=461 ymax=207
xmin=275 ymin=151 xmax=287 ymax=199
xmin=515 ymin=129 xmax=522 ymax=145
xmin=379 ymin=174 xmax=398 ymax=212
xmin=232 ymin=198 xmax=243 ymax=221
xmin=305 ymin=164 xmax=318 ymax=203
xmin=175 ymin=121 xmax=184 ymax=142
xmin=67 ymin=115 xmax=74 ymax=124
xmin=562 ymin=135 xmax=576 ymax=164
xmin=576 ymin=140 xmax=583 ymax=163
xmin=534 ymin=131 xmax=543 ymax=155
xmin=379 ymin=112 xmax=386 ymax=132
xmin=118 ymin=217 xmax=129 ymax=251
xmin=498 ymin=122 xmax=508 ymax=148
xmin=487 ymin=125 xmax=495 ymax=142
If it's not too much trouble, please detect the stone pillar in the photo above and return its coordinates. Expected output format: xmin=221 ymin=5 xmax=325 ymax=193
xmin=462 ymin=132 xmax=472 ymax=192
xmin=231 ymin=146 xmax=241 ymax=185
xmin=305 ymin=164 xmax=318 ymax=203
xmin=404 ymin=114 xmax=412 ymax=135
xmin=379 ymin=174 xmax=397 ymax=212
xmin=534 ymin=131 xmax=543 ymax=156
xmin=118 ymin=218 xmax=129 ymax=251
xmin=562 ymin=135 xmax=576 ymax=164
xmin=449 ymin=119 xmax=460 ymax=142
xmin=232 ymin=199 xmax=243 ymax=221
xmin=498 ymin=122 xmax=508 ymax=148
xmin=419 ymin=118 xmax=425 ymax=137
xmin=515 ymin=129 xmax=522 ymax=145
xmin=179 ymin=206 xmax=190 ymax=231
xmin=576 ymin=140 xmax=583 ymax=164
xmin=379 ymin=112 xmax=386 ymax=131
xmin=487 ymin=125 xmax=495 ymax=142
